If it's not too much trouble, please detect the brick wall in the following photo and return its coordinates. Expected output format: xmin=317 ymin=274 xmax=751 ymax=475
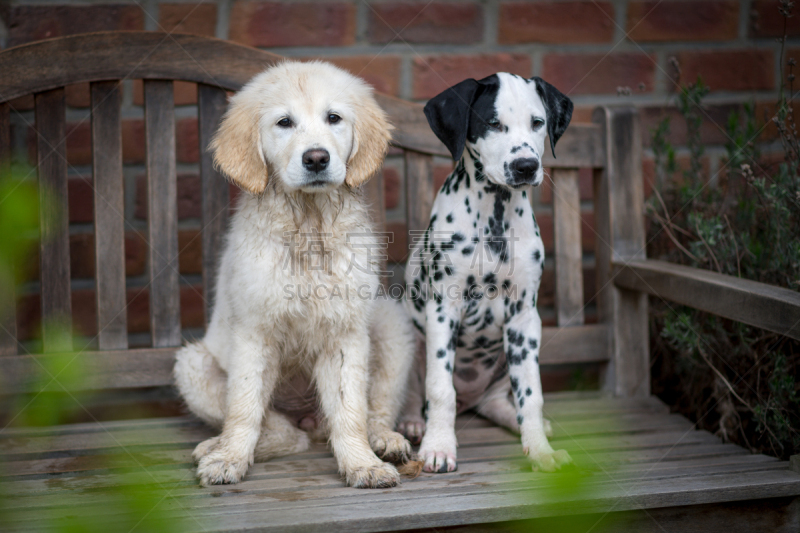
xmin=1 ymin=1 xmax=792 ymax=353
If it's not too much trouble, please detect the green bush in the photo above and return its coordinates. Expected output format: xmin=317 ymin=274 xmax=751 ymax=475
xmin=647 ymin=10 xmax=800 ymax=459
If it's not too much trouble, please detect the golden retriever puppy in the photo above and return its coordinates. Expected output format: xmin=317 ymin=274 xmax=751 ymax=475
xmin=174 ymin=61 xmax=415 ymax=488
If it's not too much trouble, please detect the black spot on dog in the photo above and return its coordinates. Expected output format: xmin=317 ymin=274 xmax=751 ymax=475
xmin=446 ymin=213 xmax=454 ymax=223
xmin=462 ymin=246 xmax=474 ymax=256
xmin=510 ymin=376 xmax=519 ymax=390
xmin=445 ymin=362 xmax=452 ymax=373
xmin=535 ymin=355 xmax=539 ymax=363
xmin=517 ymin=415 xmax=524 ymax=425
xmin=483 ymin=272 xmax=497 ymax=285
xmin=519 ymin=397 xmax=525 ymax=407
xmin=437 ymin=315 xmax=445 ymax=323
xmin=452 ymin=232 xmax=465 ymax=242
xmin=434 ymin=271 xmax=444 ymax=281
xmin=529 ymin=338 xmax=538 ymax=349
xmin=445 ymin=265 xmax=454 ymax=276
xmin=507 ymin=328 xmax=524 ymax=346
xmin=437 ymin=348 xmax=446 ymax=358
xmin=525 ymin=387 xmax=532 ymax=396
xmin=532 ymin=249 xmax=541 ymax=262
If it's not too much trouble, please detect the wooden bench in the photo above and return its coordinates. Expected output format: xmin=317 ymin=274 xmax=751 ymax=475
xmin=1 ymin=32 xmax=799 ymax=532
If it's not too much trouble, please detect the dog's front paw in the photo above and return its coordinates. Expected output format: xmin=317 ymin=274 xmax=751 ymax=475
xmin=346 ymin=462 xmax=400 ymax=488
xmin=370 ymin=429 xmax=412 ymax=464
xmin=397 ymin=416 xmax=425 ymax=445
xmin=192 ymin=436 xmax=220 ymax=463
xmin=194 ymin=438 xmax=252 ymax=486
xmin=525 ymin=447 xmax=572 ymax=473
xmin=418 ymin=433 xmax=457 ymax=473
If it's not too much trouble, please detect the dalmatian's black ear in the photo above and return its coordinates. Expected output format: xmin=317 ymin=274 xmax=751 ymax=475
xmin=531 ymin=77 xmax=573 ymax=158
xmin=423 ymin=78 xmax=481 ymax=162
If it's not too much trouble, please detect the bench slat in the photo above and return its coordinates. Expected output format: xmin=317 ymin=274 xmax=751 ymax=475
xmin=35 ymin=88 xmax=72 ymax=353
xmin=552 ymin=168 xmax=585 ymax=327
xmin=91 ymin=81 xmax=128 ymax=350
xmin=0 ymin=325 xmax=608 ymax=393
xmin=144 ymin=80 xmax=181 ymax=347
xmin=363 ymin=170 xmax=387 ymax=285
xmin=198 ymin=84 xmax=229 ymax=324
xmin=404 ymin=151 xmax=434 ymax=235
xmin=0 ymin=102 xmax=16 ymax=356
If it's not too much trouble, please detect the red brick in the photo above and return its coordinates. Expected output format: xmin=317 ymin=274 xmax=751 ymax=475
xmin=383 ymin=167 xmax=401 ymax=210
xmin=750 ymin=0 xmax=800 ymax=37
xmin=627 ymin=1 xmax=739 ymax=42
xmin=180 ymin=284 xmax=206 ymax=329
xmin=135 ymin=173 xmax=202 ymax=220
xmin=126 ymin=231 xmax=147 ymax=277
xmin=542 ymin=52 xmax=656 ymax=95
xmin=571 ymin=107 xmax=595 ymax=124
xmin=535 ymin=211 xmax=595 ymax=254
xmin=68 ymin=176 xmax=94 ymax=223
xmin=754 ymin=100 xmax=780 ymax=141
xmin=159 ymin=3 xmax=217 ymax=36
xmin=498 ymin=2 xmax=614 ymax=44
xmin=386 ymin=221 xmax=409 ymax=263
xmin=412 ymin=54 xmax=532 ymax=100
xmin=640 ymin=104 xmax=744 ymax=148
xmin=70 ymin=233 xmax=95 ymax=279
xmin=179 ymin=229 xmax=203 ymax=275
xmin=7 ymin=5 xmax=144 ymax=47
xmin=434 ymin=163 xmax=454 ymax=190
xmin=65 ymin=83 xmax=91 ymax=108
xmin=642 ymin=154 xmax=711 ymax=193
xmin=674 ymin=50 xmax=775 ymax=92
xmin=229 ymin=2 xmax=355 ymax=47
xmin=307 ymin=56 xmax=402 ymax=97
xmin=368 ymin=2 xmax=483 ymax=45
xmin=176 ymin=118 xmax=199 ymax=163
xmin=65 ymin=121 xmax=92 ymax=166
xmin=537 ymin=265 xmax=596 ymax=309
xmin=538 ymin=168 xmax=593 ymax=204
xmin=132 ymin=80 xmax=198 ymax=106
xmin=122 ymin=120 xmax=146 ymax=164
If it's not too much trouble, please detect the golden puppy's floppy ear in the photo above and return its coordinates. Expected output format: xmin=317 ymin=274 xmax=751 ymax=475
xmin=210 ymin=91 xmax=269 ymax=195
xmin=346 ymin=95 xmax=393 ymax=188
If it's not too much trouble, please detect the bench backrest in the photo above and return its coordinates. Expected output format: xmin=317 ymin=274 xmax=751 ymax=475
xmin=0 ymin=32 xmax=647 ymax=398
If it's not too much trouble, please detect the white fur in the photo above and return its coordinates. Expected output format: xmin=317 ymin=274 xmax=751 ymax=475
xmin=174 ymin=61 xmax=415 ymax=488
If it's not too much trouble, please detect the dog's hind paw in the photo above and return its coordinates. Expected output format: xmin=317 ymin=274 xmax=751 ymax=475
xmin=346 ymin=462 xmax=400 ymax=489
xmin=370 ymin=429 xmax=412 ymax=464
xmin=396 ymin=417 xmax=425 ymax=445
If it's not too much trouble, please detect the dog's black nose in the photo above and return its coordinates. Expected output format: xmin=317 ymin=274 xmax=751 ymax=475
xmin=510 ymin=158 xmax=540 ymax=182
xmin=302 ymin=149 xmax=330 ymax=173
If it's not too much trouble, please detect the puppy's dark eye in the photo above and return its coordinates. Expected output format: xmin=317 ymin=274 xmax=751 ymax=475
xmin=277 ymin=117 xmax=293 ymax=128
xmin=532 ymin=117 xmax=545 ymax=130
xmin=487 ymin=118 xmax=502 ymax=130
xmin=328 ymin=113 xmax=342 ymax=124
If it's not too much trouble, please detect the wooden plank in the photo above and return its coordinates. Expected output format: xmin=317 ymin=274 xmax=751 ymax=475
xmin=0 ymin=326 xmax=606 ymax=392
xmin=0 ymin=33 xmax=607 ymax=166
xmin=404 ymin=150 xmax=434 ymax=235
xmin=144 ymin=80 xmax=180 ymax=347
xmin=198 ymin=84 xmax=229 ymax=325
xmin=35 ymin=88 xmax=71 ymax=353
xmin=552 ymin=168 xmax=584 ymax=327
xmin=90 ymin=81 xmax=127 ymax=350
xmin=592 ymin=106 xmax=648 ymax=397
xmin=0 ymin=347 xmax=177 ymax=393
xmin=0 ymin=101 xmax=16 ymax=356
xmin=613 ymin=259 xmax=800 ymax=341
xmin=540 ymin=324 xmax=608 ymax=364
xmin=15 ymin=465 xmax=797 ymax=531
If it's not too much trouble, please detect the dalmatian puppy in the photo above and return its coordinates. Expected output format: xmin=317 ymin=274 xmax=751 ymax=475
xmin=400 ymin=73 xmax=574 ymax=473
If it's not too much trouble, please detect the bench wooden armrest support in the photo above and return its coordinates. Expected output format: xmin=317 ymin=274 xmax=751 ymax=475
xmin=613 ymin=259 xmax=800 ymax=341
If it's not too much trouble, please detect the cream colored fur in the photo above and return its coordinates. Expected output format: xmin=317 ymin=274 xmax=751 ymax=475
xmin=174 ymin=61 xmax=414 ymax=488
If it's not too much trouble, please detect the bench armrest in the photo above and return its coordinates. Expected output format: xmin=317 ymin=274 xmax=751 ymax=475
xmin=612 ymin=259 xmax=800 ymax=341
